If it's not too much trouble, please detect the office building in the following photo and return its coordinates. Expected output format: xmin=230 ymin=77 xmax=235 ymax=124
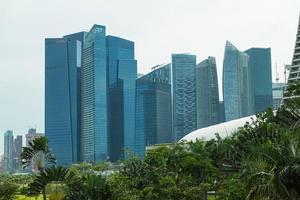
xmin=172 ymin=54 xmax=197 ymax=141
xmin=272 ymin=83 xmax=286 ymax=110
xmin=196 ymin=57 xmax=221 ymax=128
xmin=46 ymin=25 xmax=138 ymax=163
xmin=136 ymin=64 xmax=172 ymax=150
xmin=13 ymin=135 xmax=23 ymax=170
xmin=45 ymin=32 xmax=83 ymax=165
xmin=106 ymin=35 xmax=137 ymax=161
xmin=223 ymin=41 xmax=253 ymax=121
xmin=219 ymin=101 xmax=225 ymax=123
xmin=4 ymin=130 xmax=14 ymax=171
xmin=288 ymin=13 xmax=300 ymax=82
xmin=245 ymin=48 xmax=273 ymax=113
xmin=25 ymin=128 xmax=44 ymax=146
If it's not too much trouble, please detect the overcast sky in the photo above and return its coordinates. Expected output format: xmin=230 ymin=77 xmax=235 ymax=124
xmin=0 ymin=0 xmax=299 ymax=156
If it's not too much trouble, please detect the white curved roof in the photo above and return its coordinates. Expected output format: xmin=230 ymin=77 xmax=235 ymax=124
xmin=180 ymin=115 xmax=256 ymax=142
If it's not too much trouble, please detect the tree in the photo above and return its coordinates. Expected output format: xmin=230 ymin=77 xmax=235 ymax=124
xmin=0 ymin=181 xmax=18 ymax=200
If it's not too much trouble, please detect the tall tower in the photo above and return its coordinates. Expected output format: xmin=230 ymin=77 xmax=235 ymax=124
xmin=223 ymin=41 xmax=253 ymax=121
xmin=4 ymin=130 xmax=14 ymax=171
xmin=196 ymin=57 xmax=220 ymax=128
xmin=245 ymin=48 xmax=273 ymax=113
xmin=171 ymin=54 xmax=197 ymax=141
xmin=288 ymin=13 xmax=300 ymax=82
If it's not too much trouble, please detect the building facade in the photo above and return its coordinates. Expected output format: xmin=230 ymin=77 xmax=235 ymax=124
xmin=272 ymin=83 xmax=286 ymax=110
xmin=106 ymin=36 xmax=137 ymax=161
xmin=288 ymin=13 xmax=300 ymax=82
xmin=223 ymin=41 xmax=253 ymax=121
xmin=13 ymin=135 xmax=23 ymax=170
xmin=172 ymin=54 xmax=197 ymax=141
xmin=4 ymin=130 xmax=14 ymax=171
xmin=46 ymin=25 xmax=139 ymax=163
xmin=45 ymin=32 xmax=83 ymax=165
xmin=196 ymin=57 xmax=221 ymax=128
xmin=245 ymin=48 xmax=273 ymax=113
xmin=136 ymin=64 xmax=172 ymax=149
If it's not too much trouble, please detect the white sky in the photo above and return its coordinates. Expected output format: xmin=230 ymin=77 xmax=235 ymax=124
xmin=0 ymin=0 xmax=299 ymax=156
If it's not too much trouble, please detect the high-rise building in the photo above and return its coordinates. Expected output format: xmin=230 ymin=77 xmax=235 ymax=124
xmin=288 ymin=13 xmax=300 ymax=82
xmin=171 ymin=54 xmax=197 ymax=141
xmin=223 ymin=41 xmax=253 ymax=121
xmin=45 ymin=32 xmax=83 ymax=165
xmin=106 ymin=36 xmax=137 ymax=161
xmin=13 ymin=135 xmax=23 ymax=170
xmin=81 ymin=25 xmax=108 ymax=162
xmin=136 ymin=64 xmax=172 ymax=149
xmin=25 ymin=128 xmax=44 ymax=146
xmin=245 ymin=48 xmax=273 ymax=113
xmin=46 ymin=25 xmax=138 ymax=163
xmin=196 ymin=57 xmax=221 ymax=128
xmin=4 ymin=130 xmax=14 ymax=171
xmin=272 ymin=83 xmax=286 ymax=110
xmin=219 ymin=101 xmax=225 ymax=123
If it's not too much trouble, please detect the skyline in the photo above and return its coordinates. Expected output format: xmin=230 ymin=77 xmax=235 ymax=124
xmin=1 ymin=0 xmax=300 ymax=156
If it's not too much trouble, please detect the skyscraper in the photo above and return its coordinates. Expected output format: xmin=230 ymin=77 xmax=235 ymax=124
xmin=81 ymin=25 xmax=108 ymax=162
xmin=136 ymin=64 xmax=172 ymax=149
xmin=196 ymin=57 xmax=220 ymax=128
xmin=272 ymin=83 xmax=286 ymax=110
xmin=13 ymin=135 xmax=23 ymax=170
xmin=245 ymin=48 xmax=273 ymax=113
xmin=106 ymin=35 xmax=137 ymax=161
xmin=172 ymin=54 xmax=197 ymax=141
xmin=46 ymin=25 xmax=138 ymax=163
xmin=223 ymin=41 xmax=253 ymax=121
xmin=288 ymin=13 xmax=300 ymax=82
xmin=45 ymin=32 xmax=83 ymax=165
xmin=4 ymin=130 xmax=14 ymax=171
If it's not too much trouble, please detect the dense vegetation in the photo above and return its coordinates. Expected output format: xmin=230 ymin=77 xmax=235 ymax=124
xmin=1 ymin=81 xmax=300 ymax=200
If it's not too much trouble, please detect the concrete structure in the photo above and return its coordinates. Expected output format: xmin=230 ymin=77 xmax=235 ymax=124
xmin=172 ymin=54 xmax=197 ymax=141
xmin=196 ymin=57 xmax=221 ymax=128
xmin=288 ymin=13 xmax=300 ymax=82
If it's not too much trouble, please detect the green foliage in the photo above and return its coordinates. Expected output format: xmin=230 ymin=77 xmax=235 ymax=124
xmin=0 ymin=181 xmax=18 ymax=200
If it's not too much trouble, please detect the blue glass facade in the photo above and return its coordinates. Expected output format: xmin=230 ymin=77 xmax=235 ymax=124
xmin=45 ymin=33 xmax=83 ymax=165
xmin=196 ymin=57 xmax=220 ymax=128
xmin=245 ymin=48 xmax=273 ymax=113
xmin=106 ymin=36 xmax=137 ymax=160
xmin=81 ymin=25 xmax=108 ymax=162
xmin=171 ymin=54 xmax=197 ymax=141
xmin=223 ymin=41 xmax=253 ymax=121
xmin=136 ymin=64 xmax=172 ymax=149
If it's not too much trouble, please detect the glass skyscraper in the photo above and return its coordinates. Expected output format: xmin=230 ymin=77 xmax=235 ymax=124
xmin=136 ymin=64 xmax=172 ymax=149
xmin=245 ymin=48 xmax=273 ymax=113
xmin=4 ymin=130 xmax=14 ymax=171
xmin=171 ymin=54 xmax=197 ymax=141
xmin=196 ymin=57 xmax=220 ymax=128
xmin=223 ymin=41 xmax=253 ymax=121
xmin=45 ymin=32 xmax=83 ymax=165
xmin=272 ymin=83 xmax=286 ymax=110
xmin=46 ymin=25 xmax=139 ymax=164
xmin=106 ymin=36 xmax=137 ymax=161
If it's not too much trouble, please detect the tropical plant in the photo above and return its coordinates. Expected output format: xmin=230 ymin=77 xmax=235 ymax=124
xmin=0 ymin=181 xmax=18 ymax=200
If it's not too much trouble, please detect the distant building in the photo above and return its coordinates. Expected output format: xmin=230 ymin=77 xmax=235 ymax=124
xmin=13 ymin=135 xmax=23 ymax=170
xmin=245 ymin=48 xmax=273 ymax=113
xmin=136 ymin=64 xmax=172 ymax=150
xmin=25 ymin=128 xmax=44 ymax=146
xmin=272 ymin=83 xmax=286 ymax=110
xmin=288 ymin=13 xmax=300 ymax=82
xmin=196 ymin=57 xmax=221 ymax=128
xmin=171 ymin=54 xmax=197 ymax=141
xmin=223 ymin=41 xmax=253 ymax=121
xmin=4 ymin=130 xmax=14 ymax=171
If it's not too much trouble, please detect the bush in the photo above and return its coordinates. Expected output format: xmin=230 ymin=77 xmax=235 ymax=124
xmin=0 ymin=182 xmax=18 ymax=200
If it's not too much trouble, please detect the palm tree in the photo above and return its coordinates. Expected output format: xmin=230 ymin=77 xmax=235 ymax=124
xmin=21 ymin=136 xmax=56 ymax=172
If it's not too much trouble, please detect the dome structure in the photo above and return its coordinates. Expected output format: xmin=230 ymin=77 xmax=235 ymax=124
xmin=180 ymin=115 xmax=256 ymax=142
